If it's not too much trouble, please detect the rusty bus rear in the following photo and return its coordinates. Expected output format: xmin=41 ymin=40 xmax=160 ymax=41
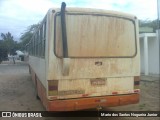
xmin=27 ymin=4 xmax=140 ymax=111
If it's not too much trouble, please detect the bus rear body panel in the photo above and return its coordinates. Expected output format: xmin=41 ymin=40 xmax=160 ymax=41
xmin=47 ymin=8 xmax=140 ymax=102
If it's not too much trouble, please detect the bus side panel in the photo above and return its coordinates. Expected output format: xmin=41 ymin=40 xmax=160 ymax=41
xmin=29 ymin=56 xmax=46 ymax=88
xmin=29 ymin=64 xmax=49 ymax=110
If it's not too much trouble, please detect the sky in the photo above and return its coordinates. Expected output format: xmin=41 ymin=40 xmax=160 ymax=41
xmin=0 ymin=0 xmax=158 ymax=41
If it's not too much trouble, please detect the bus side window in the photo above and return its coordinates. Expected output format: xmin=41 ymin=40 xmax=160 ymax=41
xmin=36 ymin=34 xmax=38 ymax=56
xmin=32 ymin=39 xmax=34 ymax=56
xmin=34 ymin=35 xmax=36 ymax=56
xmin=42 ymin=21 xmax=46 ymax=58
xmin=40 ymin=27 xmax=43 ymax=57
xmin=29 ymin=43 xmax=31 ymax=55
xmin=37 ymin=32 xmax=39 ymax=57
xmin=31 ymin=40 xmax=33 ymax=55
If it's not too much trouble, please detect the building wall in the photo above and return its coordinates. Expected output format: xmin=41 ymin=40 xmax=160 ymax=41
xmin=140 ymin=38 xmax=145 ymax=74
xmin=158 ymin=0 xmax=160 ymax=20
xmin=148 ymin=32 xmax=159 ymax=74
xmin=140 ymin=31 xmax=159 ymax=75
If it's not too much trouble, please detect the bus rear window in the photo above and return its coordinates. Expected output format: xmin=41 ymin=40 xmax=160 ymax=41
xmin=54 ymin=13 xmax=136 ymax=58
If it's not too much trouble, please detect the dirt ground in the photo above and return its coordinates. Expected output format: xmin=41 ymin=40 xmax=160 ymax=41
xmin=0 ymin=61 xmax=159 ymax=120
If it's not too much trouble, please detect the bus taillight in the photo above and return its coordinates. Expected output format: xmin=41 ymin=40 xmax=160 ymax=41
xmin=48 ymin=80 xmax=58 ymax=96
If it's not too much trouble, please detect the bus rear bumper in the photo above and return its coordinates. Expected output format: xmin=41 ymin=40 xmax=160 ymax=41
xmin=47 ymin=94 xmax=139 ymax=111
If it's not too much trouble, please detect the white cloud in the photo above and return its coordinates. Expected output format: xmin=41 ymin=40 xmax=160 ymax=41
xmin=70 ymin=0 xmax=157 ymax=20
xmin=0 ymin=0 xmax=55 ymax=40
xmin=129 ymin=1 xmax=157 ymax=19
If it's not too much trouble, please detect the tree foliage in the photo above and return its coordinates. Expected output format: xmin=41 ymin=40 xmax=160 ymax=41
xmin=0 ymin=40 xmax=8 ymax=62
xmin=139 ymin=19 xmax=160 ymax=32
xmin=0 ymin=32 xmax=21 ymax=62
xmin=20 ymin=24 xmax=39 ymax=49
xmin=1 ymin=32 xmax=15 ymax=54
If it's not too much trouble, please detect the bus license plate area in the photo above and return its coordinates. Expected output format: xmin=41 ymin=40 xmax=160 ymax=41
xmin=90 ymin=78 xmax=106 ymax=86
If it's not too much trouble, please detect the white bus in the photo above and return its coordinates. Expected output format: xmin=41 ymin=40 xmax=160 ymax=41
xmin=26 ymin=2 xmax=140 ymax=111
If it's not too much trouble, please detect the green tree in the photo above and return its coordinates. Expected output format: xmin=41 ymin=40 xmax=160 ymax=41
xmin=20 ymin=24 xmax=39 ymax=50
xmin=0 ymin=32 xmax=16 ymax=54
xmin=139 ymin=19 xmax=160 ymax=32
xmin=0 ymin=32 xmax=20 ymax=63
xmin=0 ymin=40 xmax=8 ymax=63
